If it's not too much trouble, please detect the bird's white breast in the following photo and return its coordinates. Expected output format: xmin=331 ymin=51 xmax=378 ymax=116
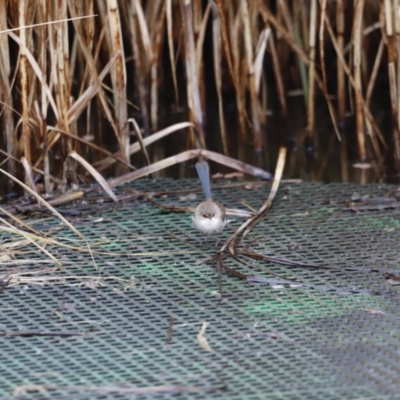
xmin=192 ymin=214 xmax=226 ymax=234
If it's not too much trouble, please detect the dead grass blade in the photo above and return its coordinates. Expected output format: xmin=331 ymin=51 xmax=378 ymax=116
xmin=128 ymin=118 xmax=151 ymax=167
xmin=0 ymin=219 xmax=61 ymax=267
xmin=0 ymin=168 xmax=87 ymax=243
xmin=68 ymin=151 xmax=117 ymax=202
xmin=254 ymin=28 xmax=270 ymax=94
xmin=94 ymin=122 xmax=194 ymax=172
xmin=104 ymin=149 xmax=272 ymax=189
xmin=0 ymin=14 xmax=97 ymax=35
xmin=20 ymin=156 xmax=37 ymax=194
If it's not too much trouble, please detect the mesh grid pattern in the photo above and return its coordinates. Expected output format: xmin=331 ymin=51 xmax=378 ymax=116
xmin=1 ymin=180 xmax=400 ymax=399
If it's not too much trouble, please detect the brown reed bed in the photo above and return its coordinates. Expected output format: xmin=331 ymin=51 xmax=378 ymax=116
xmin=0 ymin=0 xmax=397 ymax=196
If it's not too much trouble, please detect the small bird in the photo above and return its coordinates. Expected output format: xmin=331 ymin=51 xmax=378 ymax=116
xmin=192 ymin=160 xmax=227 ymax=234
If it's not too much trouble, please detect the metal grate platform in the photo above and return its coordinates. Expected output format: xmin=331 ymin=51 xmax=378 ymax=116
xmin=1 ymin=180 xmax=400 ymax=399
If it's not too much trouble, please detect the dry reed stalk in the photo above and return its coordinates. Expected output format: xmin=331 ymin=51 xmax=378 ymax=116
xmin=353 ymin=0 xmax=367 ymax=162
xmin=268 ymin=30 xmax=287 ymax=118
xmin=363 ymin=38 xmax=385 ymax=176
xmin=366 ymin=39 xmax=385 ymax=107
xmin=210 ymin=1 xmax=228 ymax=155
xmin=150 ymin=3 xmax=166 ymax=132
xmin=107 ymin=0 xmax=129 ymax=171
xmin=242 ymin=0 xmax=262 ymax=152
xmin=232 ymin=9 xmax=248 ymax=143
xmin=253 ymin=28 xmax=269 ymax=132
xmin=336 ymin=0 xmax=348 ymax=181
xmin=215 ymin=0 xmax=235 ymax=87
xmin=69 ymin=1 xmax=96 ymax=95
xmin=306 ymin=0 xmax=317 ymax=144
xmin=293 ymin=0 xmax=309 ymax=110
xmin=384 ymin=0 xmax=400 ymax=172
xmin=195 ymin=3 xmax=211 ymax=126
xmin=336 ymin=0 xmax=346 ymax=124
xmin=8 ymin=31 xmax=58 ymax=118
xmin=323 ymin=12 xmax=386 ymax=175
xmin=318 ymin=0 xmax=327 ymax=113
xmin=217 ymin=1 xmax=248 ymax=145
xmin=55 ymin=0 xmax=74 ymax=190
xmin=133 ymin=0 xmax=155 ymax=135
xmin=180 ymin=0 xmax=206 ymax=149
xmin=18 ymin=0 xmax=31 ymax=173
xmin=129 ymin=1 xmax=150 ymax=136
xmin=0 ymin=1 xmax=16 ymax=187
xmin=37 ymin=0 xmax=50 ymax=192
xmin=166 ymin=0 xmax=179 ymax=104
xmin=31 ymin=49 xmax=120 ymax=174
xmin=256 ymin=0 xmax=341 ymax=141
